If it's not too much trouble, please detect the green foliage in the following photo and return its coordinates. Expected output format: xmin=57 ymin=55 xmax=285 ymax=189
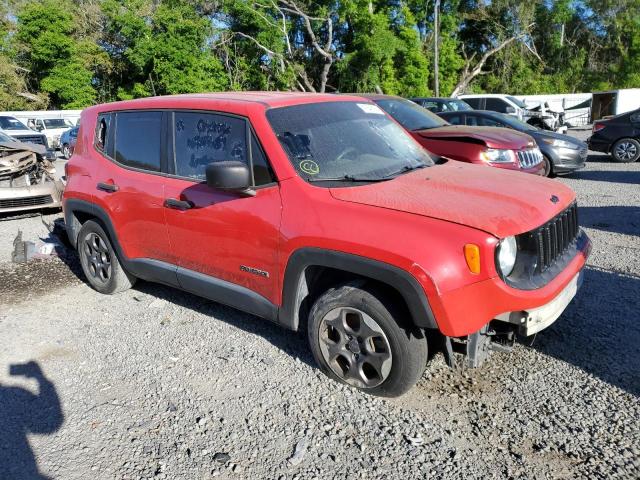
xmin=0 ymin=0 xmax=638 ymax=110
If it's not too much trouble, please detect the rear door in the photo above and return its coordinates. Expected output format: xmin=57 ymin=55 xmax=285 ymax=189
xmin=162 ymin=110 xmax=282 ymax=304
xmin=92 ymin=110 xmax=172 ymax=264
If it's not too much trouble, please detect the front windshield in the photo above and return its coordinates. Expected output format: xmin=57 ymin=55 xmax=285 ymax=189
xmin=43 ymin=119 xmax=69 ymax=128
xmin=495 ymin=112 xmax=537 ymax=131
xmin=0 ymin=116 xmax=29 ymax=130
xmin=445 ymin=100 xmax=472 ymax=111
xmin=374 ymin=98 xmax=448 ymax=131
xmin=0 ymin=131 xmax=15 ymax=142
xmin=507 ymin=96 xmax=527 ymax=109
xmin=267 ymin=101 xmax=434 ymax=182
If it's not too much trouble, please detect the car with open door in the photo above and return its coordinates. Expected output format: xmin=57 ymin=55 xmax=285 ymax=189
xmin=438 ymin=109 xmax=587 ymax=176
xmin=63 ymin=93 xmax=590 ymax=397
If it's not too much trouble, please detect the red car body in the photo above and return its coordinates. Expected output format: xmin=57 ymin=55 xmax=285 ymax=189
xmin=365 ymin=95 xmax=546 ymax=175
xmin=63 ymin=92 xmax=590 ymax=393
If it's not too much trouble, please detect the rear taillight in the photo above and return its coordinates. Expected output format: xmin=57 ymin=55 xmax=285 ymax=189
xmin=592 ymin=123 xmax=606 ymax=133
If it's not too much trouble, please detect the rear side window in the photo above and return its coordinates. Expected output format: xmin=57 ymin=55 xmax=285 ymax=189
xmin=485 ymin=98 xmax=509 ymax=113
xmin=114 ymin=112 xmax=162 ymax=172
xmin=463 ymin=98 xmax=482 ymax=109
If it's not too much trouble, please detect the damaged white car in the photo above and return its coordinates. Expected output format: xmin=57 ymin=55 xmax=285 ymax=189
xmin=0 ymin=132 xmax=63 ymax=213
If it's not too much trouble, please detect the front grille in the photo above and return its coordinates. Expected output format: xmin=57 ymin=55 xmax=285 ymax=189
xmin=532 ymin=203 xmax=579 ymax=273
xmin=13 ymin=135 xmax=46 ymax=146
xmin=0 ymin=194 xmax=53 ymax=209
xmin=517 ymin=149 xmax=543 ymax=168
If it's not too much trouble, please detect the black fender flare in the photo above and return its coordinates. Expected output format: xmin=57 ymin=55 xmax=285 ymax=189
xmin=278 ymin=248 xmax=438 ymax=331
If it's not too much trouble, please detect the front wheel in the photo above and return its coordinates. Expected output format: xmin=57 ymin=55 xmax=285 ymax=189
xmin=307 ymin=282 xmax=428 ymax=397
xmin=611 ymin=138 xmax=640 ymax=162
xmin=541 ymin=154 xmax=553 ymax=177
xmin=62 ymin=143 xmax=71 ymax=159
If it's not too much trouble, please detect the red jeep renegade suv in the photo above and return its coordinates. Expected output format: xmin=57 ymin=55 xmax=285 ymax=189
xmin=63 ymin=93 xmax=591 ymax=397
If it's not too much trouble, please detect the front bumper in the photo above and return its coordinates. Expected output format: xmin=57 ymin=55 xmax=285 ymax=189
xmin=429 ymin=230 xmax=591 ymax=337
xmin=551 ymin=146 xmax=588 ymax=174
xmin=0 ymin=180 xmax=63 ymax=213
xmin=494 ymin=270 xmax=583 ymax=336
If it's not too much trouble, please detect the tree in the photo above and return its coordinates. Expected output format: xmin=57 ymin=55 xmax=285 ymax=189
xmin=15 ymin=0 xmax=97 ymax=108
xmin=102 ymin=0 xmax=228 ymax=99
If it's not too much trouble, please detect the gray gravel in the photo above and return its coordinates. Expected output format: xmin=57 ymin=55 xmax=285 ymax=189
xmin=1 ymin=133 xmax=638 ymax=479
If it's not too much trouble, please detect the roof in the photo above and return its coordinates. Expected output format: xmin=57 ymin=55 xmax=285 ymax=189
xmin=84 ymin=91 xmax=371 ymax=114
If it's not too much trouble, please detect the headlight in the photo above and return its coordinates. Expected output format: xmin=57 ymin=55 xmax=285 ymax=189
xmin=496 ymin=236 xmax=517 ymax=276
xmin=541 ymin=138 xmax=578 ymax=150
xmin=479 ymin=148 xmax=516 ymax=163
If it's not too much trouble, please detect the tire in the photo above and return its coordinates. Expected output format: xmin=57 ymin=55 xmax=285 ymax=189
xmin=542 ymin=154 xmax=553 ymax=177
xmin=611 ymin=138 xmax=640 ymax=163
xmin=307 ymin=281 xmax=428 ymax=397
xmin=62 ymin=143 xmax=71 ymax=160
xmin=77 ymin=220 xmax=136 ymax=294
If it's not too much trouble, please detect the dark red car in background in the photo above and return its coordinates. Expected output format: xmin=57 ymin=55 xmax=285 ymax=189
xmin=361 ymin=95 xmax=545 ymax=175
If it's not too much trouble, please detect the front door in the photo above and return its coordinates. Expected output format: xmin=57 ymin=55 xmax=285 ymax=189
xmin=162 ymin=110 xmax=282 ymax=304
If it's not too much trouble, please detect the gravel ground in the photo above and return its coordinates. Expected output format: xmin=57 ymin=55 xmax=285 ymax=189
xmin=1 ymin=133 xmax=638 ymax=479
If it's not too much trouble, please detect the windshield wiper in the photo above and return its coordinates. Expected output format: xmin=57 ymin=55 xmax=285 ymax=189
xmin=380 ymin=163 xmax=428 ymax=179
xmin=307 ymin=175 xmax=392 ymax=183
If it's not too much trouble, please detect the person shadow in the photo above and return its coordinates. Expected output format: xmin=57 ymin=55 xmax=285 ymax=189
xmin=0 ymin=361 xmax=63 ymax=479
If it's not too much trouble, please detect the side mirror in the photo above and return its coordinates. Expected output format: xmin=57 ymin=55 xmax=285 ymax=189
xmin=505 ymin=106 xmax=516 ymax=114
xmin=206 ymin=161 xmax=255 ymax=196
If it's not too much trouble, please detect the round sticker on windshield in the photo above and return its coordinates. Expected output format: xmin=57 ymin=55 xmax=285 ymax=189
xmin=300 ymin=159 xmax=319 ymax=175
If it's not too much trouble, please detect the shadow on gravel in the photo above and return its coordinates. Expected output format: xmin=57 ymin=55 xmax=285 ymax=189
xmin=530 ymin=267 xmax=640 ymax=396
xmin=0 ymin=361 xmax=63 ymax=479
xmin=578 ymin=206 xmax=640 ymax=235
xmin=586 ymin=153 xmax=614 ymax=163
xmin=574 ymin=169 xmax=640 ymax=185
xmin=133 ymin=281 xmax=316 ymax=368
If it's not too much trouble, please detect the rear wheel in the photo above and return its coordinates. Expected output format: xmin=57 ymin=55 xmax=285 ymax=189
xmin=307 ymin=282 xmax=428 ymax=397
xmin=611 ymin=138 xmax=640 ymax=162
xmin=77 ymin=220 xmax=136 ymax=294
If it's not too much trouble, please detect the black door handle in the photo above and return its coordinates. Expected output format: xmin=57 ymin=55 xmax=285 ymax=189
xmin=97 ymin=182 xmax=118 ymax=192
xmin=164 ymin=198 xmax=193 ymax=210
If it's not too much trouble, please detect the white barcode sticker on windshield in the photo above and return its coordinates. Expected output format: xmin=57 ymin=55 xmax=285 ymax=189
xmin=357 ymin=103 xmax=385 ymax=115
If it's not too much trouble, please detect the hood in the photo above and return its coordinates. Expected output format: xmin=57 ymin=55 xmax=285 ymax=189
xmin=329 ymin=162 xmax=576 ymax=238
xmin=415 ymin=125 xmax=534 ymax=150
xmin=532 ymin=130 xmax=586 ymax=147
xmin=0 ymin=140 xmax=46 ymax=155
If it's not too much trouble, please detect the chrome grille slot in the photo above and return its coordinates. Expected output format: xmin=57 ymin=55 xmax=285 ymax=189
xmin=517 ymin=149 xmax=543 ymax=168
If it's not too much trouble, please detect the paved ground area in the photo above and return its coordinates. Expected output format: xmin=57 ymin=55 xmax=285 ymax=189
xmin=0 ymin=132 xmax=638 ymax=479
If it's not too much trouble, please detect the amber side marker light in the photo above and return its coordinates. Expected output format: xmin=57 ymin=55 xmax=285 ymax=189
xmin=464 ymin=244 xmax=481 ymax=274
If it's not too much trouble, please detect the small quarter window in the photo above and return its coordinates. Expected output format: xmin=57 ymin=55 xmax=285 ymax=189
xmin=95 ymin=114 xmax=112 ymax=154
xmin=114 ymin=111 xmax=162 ymax=172
xmin=250 ymin=131 xmax=275 ymax=186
